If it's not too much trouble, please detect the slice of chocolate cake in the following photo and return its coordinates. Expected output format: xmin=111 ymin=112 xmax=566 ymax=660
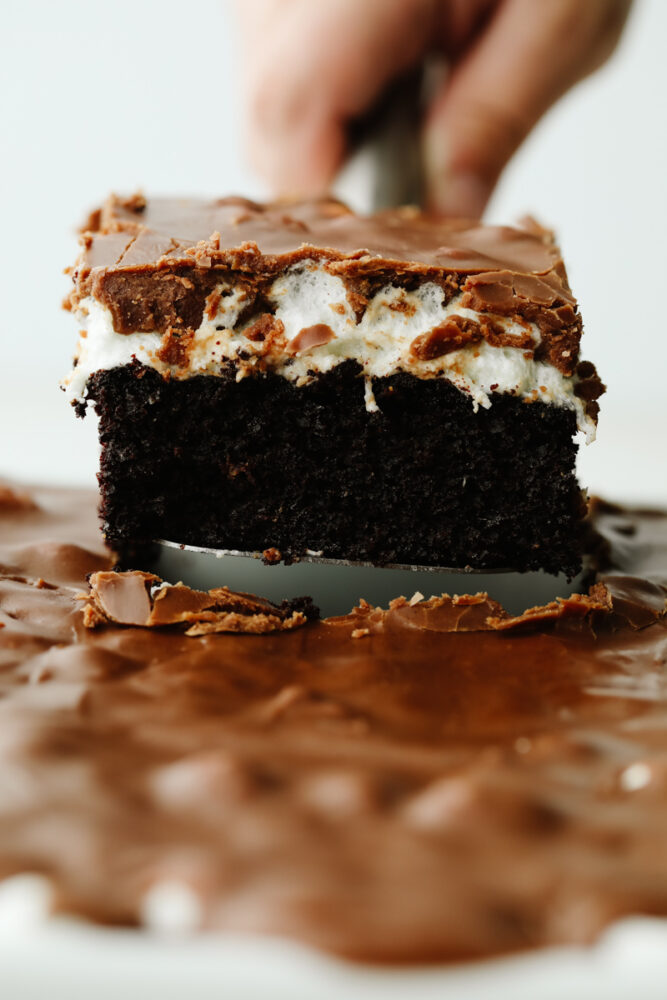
xmin=64 ymin=194 xmax=604 ymax=575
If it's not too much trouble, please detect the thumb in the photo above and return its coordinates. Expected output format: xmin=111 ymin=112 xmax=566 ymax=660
xmin=423 ymin=0 xmax=632 ymax=216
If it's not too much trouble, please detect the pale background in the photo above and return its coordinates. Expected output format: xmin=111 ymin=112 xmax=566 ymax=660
xmin=1 ymin=0 xmax=666 ymax=503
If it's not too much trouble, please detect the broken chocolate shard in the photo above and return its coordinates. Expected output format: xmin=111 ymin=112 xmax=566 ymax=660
xmin=288 ymin=323 xmax=336 ymax=354
xmin=81 ymin=570 xmax=315 ymax=635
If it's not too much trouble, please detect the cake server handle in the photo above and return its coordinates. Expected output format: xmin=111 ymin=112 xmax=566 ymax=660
xmin=336 ymin=67 xmax=426 ymax=211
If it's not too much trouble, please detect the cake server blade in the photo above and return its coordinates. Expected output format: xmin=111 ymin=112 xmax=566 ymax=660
xmin=156 ymin=539 xmax=511 ymax=574
xmin=151 ymin=540 xmax=586 ymax=619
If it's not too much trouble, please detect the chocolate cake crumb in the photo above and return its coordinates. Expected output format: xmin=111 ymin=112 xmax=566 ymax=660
xmin=262 ymin=547 xmax=282 ymax=565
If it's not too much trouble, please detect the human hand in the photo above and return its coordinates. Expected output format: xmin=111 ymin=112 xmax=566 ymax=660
xmin=237 ymin=0 xmax=632 ymax=216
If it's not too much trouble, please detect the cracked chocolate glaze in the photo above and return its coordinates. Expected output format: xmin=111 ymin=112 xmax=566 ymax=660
xmin=78 ymin=193 xmax=573 ymax=285
xmin=0 ymin=486 xmax=666 ymax=963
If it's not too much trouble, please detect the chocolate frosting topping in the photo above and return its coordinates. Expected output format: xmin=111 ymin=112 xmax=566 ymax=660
xmin=66 ymin=194 xmax=600 ymax=387
xmin=1 ymin=486 xmax=666 ymax=963
xmin=73 ymin=194 xmax=576 ymax=305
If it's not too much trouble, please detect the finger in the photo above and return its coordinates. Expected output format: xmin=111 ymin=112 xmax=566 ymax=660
xmin=423 ymin=0 xmax=632 ymax=215
xmin=237 ymin=0 xmax=435 ymax=197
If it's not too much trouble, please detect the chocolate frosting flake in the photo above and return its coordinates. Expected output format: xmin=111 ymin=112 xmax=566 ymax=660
xmin=81 ymin=570 xmax=313 ymax=635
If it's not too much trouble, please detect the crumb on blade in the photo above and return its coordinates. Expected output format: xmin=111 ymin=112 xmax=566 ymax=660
xmin=262 ymin=547 xmax=282 ymax=565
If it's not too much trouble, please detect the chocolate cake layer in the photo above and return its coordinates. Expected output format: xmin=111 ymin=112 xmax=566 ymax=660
xmin=85 ymin=361 xmax=584 ymax=575
xmin=0 ymin=484 xmax=666 ymax=963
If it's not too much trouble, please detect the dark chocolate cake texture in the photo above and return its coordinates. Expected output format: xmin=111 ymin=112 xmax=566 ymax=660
xmin=64 ymin=195 xmax=604 ymax=574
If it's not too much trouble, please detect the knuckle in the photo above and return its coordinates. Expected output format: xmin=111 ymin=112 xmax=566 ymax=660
xmin=452 ymin=100 xmax=530 ymax=176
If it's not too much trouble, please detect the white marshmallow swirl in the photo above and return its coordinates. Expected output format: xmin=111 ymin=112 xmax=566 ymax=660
xmin=64 ymin=260 xmax=595 ymax=441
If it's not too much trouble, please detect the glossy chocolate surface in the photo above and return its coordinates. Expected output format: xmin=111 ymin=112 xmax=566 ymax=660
xmin=75 ymin=194 xmax=575 ymax=299
xmin=0 ymin=485 xmax=666 ymax=962
xmin=87 ymin=194 xmax=569 ymax=275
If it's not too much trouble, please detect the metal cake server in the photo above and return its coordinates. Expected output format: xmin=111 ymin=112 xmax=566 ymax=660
xmin=152 ymin=72 xmax=584 ymax=614
xmin=152 ymin=539 xmax=586 ymax=618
